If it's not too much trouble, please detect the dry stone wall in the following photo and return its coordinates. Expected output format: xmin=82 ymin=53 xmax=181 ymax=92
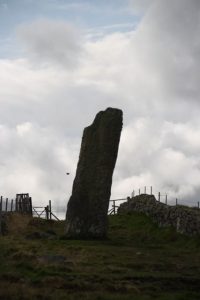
xmin=118 ymin=194 xmax=200 ymax=236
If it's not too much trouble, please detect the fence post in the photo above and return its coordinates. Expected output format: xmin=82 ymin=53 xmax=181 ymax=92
xmin=158 ymin=192 xmax=161 ymax=202
xmin=0 ymin=210 xmax=1 ymax=235
xmin=165 ymin=194 xmax=167 ymax=205
xmin=150 ymin=186 xmax=152 ymax=195
xmin=29 ymin=197 xmax=33 ymax=216
xmin=19 ymin=198 xmax=22 ymax=212
xmin=0 ymin=196 xmax=2 ymax=235
xmin=139 ymin=189 xmax=140 ymax=195
xmin=131 ymin=190 xmax=135 ymax=198
xmin=0 ymin=196 xmax=2 ymax=212
xmin=198 ymin=201 xmax=200 ymax=209
xmin=5 ymin=198 xmax=8 ymax=212
xmin=24 ymin=197 xmax=28 ymax=213
xmin=176 ymin=198 xmax=178 ymax=206
xmin=11 ymin=200 xmax=13 ymax=212
xmin=18 ymin=198 xmax=20 ymax=212
xmin=49 ymin=200 xmax=52 ymax=220
xmin=113 ymin=201 xmax=116 ymax=215
xmin=144 ymin=186 xmax=146 ymax=194
xmin=45 ymin=205 xmax=49 ymax=220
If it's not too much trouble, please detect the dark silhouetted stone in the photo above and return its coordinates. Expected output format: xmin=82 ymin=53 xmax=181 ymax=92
xmin=66 ymin=107 xmax=123 ymax=239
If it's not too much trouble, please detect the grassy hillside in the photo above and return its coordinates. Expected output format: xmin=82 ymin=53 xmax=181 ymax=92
xmin=0 ymin=212 xmax=200 ymax=299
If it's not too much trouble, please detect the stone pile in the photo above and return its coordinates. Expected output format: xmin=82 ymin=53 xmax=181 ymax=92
xmin=118 ymin=194 xmax=200 ymax=236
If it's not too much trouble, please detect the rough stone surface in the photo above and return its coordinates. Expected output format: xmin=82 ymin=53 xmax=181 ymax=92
xmin=66 ymin=107 xmax=123 ymax=239
xmin=118 ymin=194 xmax=200 ymax=236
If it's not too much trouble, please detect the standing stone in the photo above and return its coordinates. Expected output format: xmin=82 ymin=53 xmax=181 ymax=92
xmin=66 ymin=107 xmax=123 ymax=239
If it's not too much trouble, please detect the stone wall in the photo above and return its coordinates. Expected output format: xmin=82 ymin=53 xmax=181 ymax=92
xmin=118 ymin=194 xmax=200 ymax=236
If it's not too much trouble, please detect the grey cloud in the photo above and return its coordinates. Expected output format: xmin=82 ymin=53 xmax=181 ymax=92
xmin=132 ymin=0 xmax=200 ymax=104
xmin=17 ymin=19 xmax=83 ymax=68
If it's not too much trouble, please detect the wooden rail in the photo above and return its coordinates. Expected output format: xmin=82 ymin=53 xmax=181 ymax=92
xmin=32 ymin=200 xmax=60 ymax=221
xmin=108 ymin=198 xmax=127 ymax=215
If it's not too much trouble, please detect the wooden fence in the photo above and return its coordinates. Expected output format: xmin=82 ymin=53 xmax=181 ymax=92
xmin=32 ymin=200 xmax=59 ymax=221
xmin=108 ymin=198 xmax=127 ymax=215
xmin=0 ymin=195 xmax=59 ymax=221
xmin=0 ymin=194 xmax=33 ymax=234
xmin=0 ymin=194 xmax=32 ymax=215
xmin=0 ymin=196 xmax=16 ymax=212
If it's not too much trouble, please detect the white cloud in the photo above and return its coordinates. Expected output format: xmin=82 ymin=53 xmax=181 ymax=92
xmin=0 ymin=121 xmax=78 ymax=209
xmin=1 ymin=0 xmax=200 ymax=216
xmin=16 ymin=122 xmax=32 ymax=137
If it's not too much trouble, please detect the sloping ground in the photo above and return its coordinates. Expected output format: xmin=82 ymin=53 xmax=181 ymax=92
xmin=0 ymin=213 xmax=200 ymax=299
xmin=1 ymin=212 xmax=32 ymax=235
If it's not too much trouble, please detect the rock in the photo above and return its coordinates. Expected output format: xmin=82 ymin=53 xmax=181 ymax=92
xmin=37 ymin=255 xmax=67 ymax=265
xmin=26 ymin=230 xmax=57 ymax=240
xmin=66 ymin=107 xmax=123 ymax=239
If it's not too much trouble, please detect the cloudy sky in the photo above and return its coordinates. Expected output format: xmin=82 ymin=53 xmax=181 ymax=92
xmin=0 ymin=0 xmax=200 ymax=216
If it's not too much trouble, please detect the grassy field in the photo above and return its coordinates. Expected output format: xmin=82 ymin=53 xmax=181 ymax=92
xmin=0 ymin=212 xmax=200 ymax=299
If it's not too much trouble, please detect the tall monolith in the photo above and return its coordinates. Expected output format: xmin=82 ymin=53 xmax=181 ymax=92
xmin=66 ymin=107 xmax=123 ymax=239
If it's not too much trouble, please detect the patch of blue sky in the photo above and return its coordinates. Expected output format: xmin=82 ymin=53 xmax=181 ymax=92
xmin=0 ymin=0 xmax=141 ymax=58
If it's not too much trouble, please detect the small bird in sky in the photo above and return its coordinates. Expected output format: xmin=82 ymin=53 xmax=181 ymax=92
xmin=66 ymin=172 xmax=70 ymax=175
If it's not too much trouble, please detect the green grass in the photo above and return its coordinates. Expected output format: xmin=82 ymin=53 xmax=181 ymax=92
xmin=0 ymin=212 xmax=200 ymax=299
